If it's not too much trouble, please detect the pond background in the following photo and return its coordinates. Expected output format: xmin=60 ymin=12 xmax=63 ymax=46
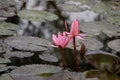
xmin=0 ymin=0 xmax=120 ymax=80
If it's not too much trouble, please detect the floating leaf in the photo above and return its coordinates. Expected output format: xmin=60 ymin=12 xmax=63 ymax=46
xmin=0 ymin=58 xmax=11 ymax=63
xmin=85 ymin=70 xmax=120 ymax=80
xmin=39 ymin=52 xmax=58 ymax=63
xmin=3 ymin=51 xmax=34 ymax=58
xmin=81 ymin=22 xmax=120 ymax=37
xmin=48 ymin=70 xmax=86 ymax=80
xmin=85 ymin=50 xmax=120 ymax=63
xmin=57 ymin=4 xmax=82 ymax=12
xmin=5 ymin=36 xmax=50 ymax=52
xmin=0 ymin=29 xmax=17 ymax=36
xmin=18 ymin=10 xmax=58 ymax=22
xmin=91 ymin=0 xmax=108 ymax=13
xmin=107 ymin=39 xmax=120 ymax=52
xmin=0 ymin=0 xmax=16 ymax=18
xmin=0 ymin=22 xmax=18 ymax=36
xmin=85 ymin=70 xmax=100 ymax=78
xmin=0 ymin=17 xmax=7 ymax=21
xmin=11 ymin=75 xmax=47 ymax=80
xmin=0 ymin=66 xmax=16 ymax=73
xmin=0 ymin=40 xmax=12 ymax=53
xmin=0 ymin=73 xmax=13 ymax=80
xmin=67 ymin=37 xmax=103 ymax=50
xmin=10 ymin=64 xmax=62 ymax=76
xmin=38 ymin=73 xmax=54 ymax=77
xmin=85 ymin=50 xmax=120 ymax=70
xmin=0 ymin=22 xmax=18 ymax=30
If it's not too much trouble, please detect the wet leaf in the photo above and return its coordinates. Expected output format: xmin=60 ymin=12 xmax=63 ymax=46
xmin=107 ymin=39 xmax=120 ymax=52
xmin=5 ymin=36 xmax=50 ymax=52
xmin=39 ymin=52 xmax=58 ymax=63
xmin=0 ymin=22 xmax=18 ymax=36
xmin=85 ymin=50 xmax=120 ymax=70
xmin=10 ymin=64 xmax=62 ymax=76
xmin=0 ymin=22 xmax=18 ymax=30
xmin=0 ymin=0 xmax=16 ymax=18
xmin=38 ymin=73 xmax=54 ymax=77
xmin=48 ymin=70 xmax=86 ymax=80
xmin=0 ymin=73 xmax=13 ymax=80
xmin=11 ymin=75 xmax=47 ymax=80
xmin=85 ymin=70 xmax=100 ymax=78
xmin=18 ymin=10 xmax=58 ymax=22
xmin=67 ymin=37 xmax=103 ymax=50
xmin=3 ymin=51 xmax=34 ymax=58
xmin=0 ymin=58 xmax=11 ymax=63
xmin=81 ymin=22 xmax=120 ymax=37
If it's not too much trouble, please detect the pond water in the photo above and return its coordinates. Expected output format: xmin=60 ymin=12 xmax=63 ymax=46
xmin=0 ymin=0 xmax=120 ymax=80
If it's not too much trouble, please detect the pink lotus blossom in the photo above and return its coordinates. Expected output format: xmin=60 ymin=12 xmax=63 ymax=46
xmin=67 ymin=19 xmax=87 ymax=40
xmin=52 ymin=32 xmax=71 ymax=48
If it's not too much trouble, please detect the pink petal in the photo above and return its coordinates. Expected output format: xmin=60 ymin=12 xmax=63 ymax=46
xmin=52 ymin=34 xmax=59 ymax=46
xmin=64 ymin=36 xmax=72 ymax=47
xmin=70 ymin=19 xmax=80 ymax=36
xmin=78 ymin=34 xmax=88 ymax=37
xmin=76 ymin=36 xmax=86 ymax=40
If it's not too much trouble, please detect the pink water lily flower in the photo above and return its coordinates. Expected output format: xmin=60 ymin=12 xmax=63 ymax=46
xmin=52 ymin=32 xmax=71 ymax=48
xmin=67 ymin=19 xmax=87 ymax=40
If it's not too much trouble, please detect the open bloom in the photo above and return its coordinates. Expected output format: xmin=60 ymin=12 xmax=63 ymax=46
xmin=52 ymin=32 xmax=71 ymax=48
xmin=67 ymin=19 xmax=87 ymax=40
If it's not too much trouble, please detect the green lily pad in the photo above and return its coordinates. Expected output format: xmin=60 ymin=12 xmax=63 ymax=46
xmin=106 ymin=10 xmax=120 ymax=26
xmin=85 ymin=50 xmax=120 ymax=63
xmin=0 ymin=73 xmax=13 ymax=80
xmin=85 ymin=70 xmax=100 ymax=78
xmin=0 ymin=29 xmax=17 ymax=36
xmin=48 ymin=70 xmax=86 ymax=80
xmin=0 ymin=66 xmax=16 ymax=73
xmin=85 ymin=70 xmax=120 ymax=80
xmin=5 ymin=36 xmax=50 ymax=52
xmin=81 ymin=22 xmax=120 ymax=37
xmin=0 ymin=22 xmax=18 ymax=30
xmin=85 ymin=50 xmax=120 ymax=70
xmin=0 ymin=22 xmax=18 ymax=36
xmin=91 ymin=1 xmax=108 ymax=13
xmin=0 ymin=40 xmax=12 ymax=53
xmin=107 ymin=39 xmax=120 ymax=52
xmin=0 ymin=0 xmax=16 ymax=17
xmin=0 ymin=64 xmax=6 ymax=68
xmin=67 ymin=37 xmax=103 ymax=50
xmin=18 ymin=10 xmax=58 ymax=22
xmin=38 ymin=73 xmax=54 ymax=77
xmin=39 ymin=52 xmax=58 ymax=63
xmin=57 ymin=4 xmax=82 ymax=12
xmin=3 ymin=51 xmax=34 ymax=58
xmin=10 ymin=64 xmax=62 ymax=76
xmin=0 ymin=58 xmax=11 ymax=63
xmin=11 ymin=75 xmax=47 ymax=80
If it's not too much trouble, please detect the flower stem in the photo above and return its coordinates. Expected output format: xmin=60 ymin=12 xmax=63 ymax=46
xmin=60 ymin=47 xmax=67 ymax=69
xmin=73 ymin=37 xmax=80 ymax=70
